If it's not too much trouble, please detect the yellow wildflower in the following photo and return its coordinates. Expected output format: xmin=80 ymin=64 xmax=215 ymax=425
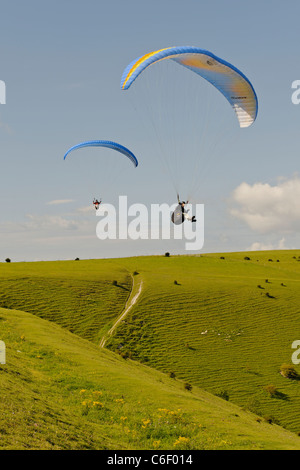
xmin=93 ymin=401 xmax=103 ymax=408
xmin=174 ymin=436 xmax=190 ymax=448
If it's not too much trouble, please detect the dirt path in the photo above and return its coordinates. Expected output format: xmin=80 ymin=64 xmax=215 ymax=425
xmin=99 ymin=276 xmax=143 ymax=348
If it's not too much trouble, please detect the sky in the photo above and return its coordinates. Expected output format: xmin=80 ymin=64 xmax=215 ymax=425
xmin=0 ymin=0 xmax=300 ymax=261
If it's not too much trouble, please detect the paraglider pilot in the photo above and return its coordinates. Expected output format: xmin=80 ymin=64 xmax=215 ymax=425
xmin=177 ymin=194 xmax=196 ymax=222
xmin=93 ymin=198 xmax=102 ymax=210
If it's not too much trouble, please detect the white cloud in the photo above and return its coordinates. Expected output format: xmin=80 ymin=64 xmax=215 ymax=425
xmin=47 ymin=199 xmax=75 ymax=205
xmin=0 ymin=214 xmax=90 ymax=234
xmin=77 ymin=205 xmax=95 ymax=213
xmin=248 ymin=237 xmax=289 ymax=251
xmin=230 ymin=176 xmax=300 ymax=233
xmin=25 ymin=214 xmax=80 ymax=231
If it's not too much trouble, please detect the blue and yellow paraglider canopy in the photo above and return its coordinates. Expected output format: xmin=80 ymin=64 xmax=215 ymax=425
xmin=63 ymin=140 xmax=138 ymax=167
xmin=121 ymin=46 xmax=258 ymax=128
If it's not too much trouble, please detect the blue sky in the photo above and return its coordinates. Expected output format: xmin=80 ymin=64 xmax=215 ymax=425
xmin=0 ymin=0 xmax=300 ymax=261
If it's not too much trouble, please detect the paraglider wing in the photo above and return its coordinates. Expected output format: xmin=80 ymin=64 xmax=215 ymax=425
xmin=63 ymin=140 xmax=138 ymax=167
xmin=121 ymin=46 xmax=258 ymax=128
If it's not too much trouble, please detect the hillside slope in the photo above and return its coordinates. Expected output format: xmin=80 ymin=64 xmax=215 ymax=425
xmin=0 ymin=251 xmax=300 ymax=445
xmin=1 ymin=305 xmax=300 ymax=449
xmin=0 ymin=260 xmax=131 ymax=343
xmin=106 ymin=251 xmax=300 ymax=433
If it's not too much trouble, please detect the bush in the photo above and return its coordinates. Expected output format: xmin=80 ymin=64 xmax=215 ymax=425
xmin=133 ymin=271 xmax=139 ymax=276
xmin=220 ymin=256 xmax=225 ymax=260
xmin=263 ymin=415 xmax=280 ymax=425
xmin=264 ymin=416 xmax=273 ymax=424
xmin=216 ymin=389 xmax=229 ymax=401
xmin=120 ymin=350 xmax=132 ymax=360
xmin=244 ymin=256 xmax=251 ymax=261
xmin=265 ymin=292 xmax=275 ymax=298
xmin=184 ymin=382 xmax=192 ymax=391
xmin=112 ymin=280 xmax=118 ymax=286
xmin=75 ymin=258 xmax=80 ymax=261
xmin=169 ymin=371 xmax=176 ymax=379
xmin=5 ymin=258 xmax=11 ymax=263
xmin=165 ymin=252 xmax=170 ymax=257
xmin=280 ymin=364 xmax=299 ymax=379
xmin=263 ymin=384 xmax=278 ymax=397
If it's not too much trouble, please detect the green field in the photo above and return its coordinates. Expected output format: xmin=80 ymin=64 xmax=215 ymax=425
xmin=0 ymin=251 xmax=300 ymax=449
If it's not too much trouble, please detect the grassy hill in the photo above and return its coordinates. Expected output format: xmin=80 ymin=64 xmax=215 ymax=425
xmin=107 ymin=251 xmax=300 ymax=433
xmin=0 ymin=251 xmax=300 ymax=449
xmin=1 ymin=305 xmax=300 ymax=450
xmin=0 ymin=260 xmax=131 ymax=343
